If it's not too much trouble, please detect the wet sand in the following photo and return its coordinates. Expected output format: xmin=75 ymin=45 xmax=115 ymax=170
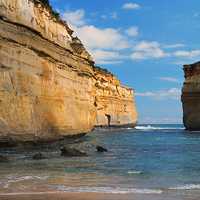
xmin=0 ymin=192 xmax=200 ymax=200
xmin=0 ymin=192 xmax=132 ymax=200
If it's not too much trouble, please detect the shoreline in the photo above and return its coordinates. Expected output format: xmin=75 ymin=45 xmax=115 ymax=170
xmin=0 ymin=125 xmax=137 ymax=149
xmin=1 ymin=191 xmax=200 ymax=200
xmin=0 ymin=126 xmax=200 ymax=200
xmin=0 ymin=192 xmax=138 ymax=200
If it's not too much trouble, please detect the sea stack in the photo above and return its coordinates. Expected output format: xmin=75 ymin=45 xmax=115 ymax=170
xmin=0 ymin=0 xmax=137 ymax=143
xmin=182 ymin=61 xmax=200 ymax=130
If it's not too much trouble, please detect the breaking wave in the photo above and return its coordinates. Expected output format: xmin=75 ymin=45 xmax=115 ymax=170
xmin=169 ymin=184 xmax=200 ymax=190
xmin=135 ymin=125 xmax=184 ymax=131
xmin=55 ymin=186 xmax=163 ymax=194
xmin=2 ymin=175 xmax=49 ymax=189
xmin=127 ymin=170 xmax=143 ymax=175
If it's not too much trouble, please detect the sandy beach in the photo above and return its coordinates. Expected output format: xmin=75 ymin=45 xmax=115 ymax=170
xmin=1 ymin=191 xmax=200 ymax=200
xmin=0 ymin=192 xmax=136 ymax=200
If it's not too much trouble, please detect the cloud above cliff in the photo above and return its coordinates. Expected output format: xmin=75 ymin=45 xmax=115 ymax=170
xmin=163 ymin=43 xmax=185 ymax=49
xmin=74 ymin=26 xmax=129 ymax=50
xmin=125 ymin=26 xmax=139 ymax=37
xmin=74 ymin=25 xmax=130 ymax=63
xmin=131 ymin=41 xmax=168 ymax=60
xmin=173 ymin=50 xmax=200 ymax=58
xmin=63 ymin=9 xmax=86 ymax=26
xmin=130 ymin=41 xmax=200 ymax=61
xmin=136 ymin=88 xmax=181 ymax=100
xmin=91 ymin=50 xmax=125 ymax=64
xmin=158 ymin=77 xmax=180 ymax=83
xmin=62 ymin=9 xmax=133 ymax=64
xmin=122 ymin=3 xmax=141 ymax=10
xmin=62 ymin=8 xmax=200 ymax=65
xmin=101 ymin=12 xmax=118 ymax=20
xmin=63 ymin=9 xmax=129 ymax=51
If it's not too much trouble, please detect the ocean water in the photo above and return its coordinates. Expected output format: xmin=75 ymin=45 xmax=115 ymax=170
xmin=1 ymin=124 xmax=200 ymax=199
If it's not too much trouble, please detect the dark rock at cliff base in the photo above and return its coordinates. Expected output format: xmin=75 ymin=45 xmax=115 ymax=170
xmin=0 ymin=155 xmax=9 ymax=162
xmin=60 ymin=147 xmax=87 ymax=157
xmin=32 ymin=153 xmax=46 ymax=160
xmin=96 ymin=146 xmax=108 ymax=152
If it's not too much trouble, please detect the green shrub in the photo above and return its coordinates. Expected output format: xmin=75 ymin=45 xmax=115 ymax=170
xmin=35 ymin=0 xmax=60 ymax=21
xmin=40 ymin=0 xmax=50 ymax=7
xmin=93 ymin=66 xmax=113 ymax=75
xmin=52 ymin=11 xmax=60 ymax=19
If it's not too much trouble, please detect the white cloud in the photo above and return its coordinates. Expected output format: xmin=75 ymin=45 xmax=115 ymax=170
xmin=111 ymin=12 xmax=118 ymax=19
xmin=136 ymin=88 xmax=181 ymax=100
xmin=158 ymin=77 xmax=180 ymax=83
xmin=122 ymin=3 xmax=141 ymax=10
xmin=101 ymin=12 xmax=118 ymax=20
xmin=125 ymin=26 xmax=139 ymax=37
xmin=173 ymin=50 xmax=200 ymax=58
xmin=131 ymin=41 xmax=168 ymax=60
xmin=91 ymin=50 xmax=124 ymax=64
xmin=164 ymin=43 xmax=185 ymax=49
xmin=74 ymin=25 xmax=129 ymax=50
xmin=62 ymin=9 xmax=130 ymax=65
xmin=61 ymin=9 xmax=200 ymax=65
xmin=62 ymin=9 xmax=86 ymax=27
xmin=63 ymin=9 xmax=198 ymax=64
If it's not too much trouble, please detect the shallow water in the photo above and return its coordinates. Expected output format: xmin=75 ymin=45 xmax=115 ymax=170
xmin=1 ymin=124 xmax=200 ymax=199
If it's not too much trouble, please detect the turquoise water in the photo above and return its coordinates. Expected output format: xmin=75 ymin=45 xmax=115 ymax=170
xmin=1 ymin=124 xmax=200 ymax=199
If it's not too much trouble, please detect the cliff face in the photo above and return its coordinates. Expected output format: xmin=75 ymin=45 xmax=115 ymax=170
xmin=94 ymin=68 xmax=137 ymax=127
xmin=182 ymin=61 xmax=200 ymax=130
xmin=0 ymin=0 xmax=137 ymax=142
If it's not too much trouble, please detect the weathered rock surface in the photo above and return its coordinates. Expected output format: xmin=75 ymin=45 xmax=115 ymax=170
xmin=0 ymin=0 xmax=137 ymax=143
xmin=0 ymin=155 xmax=9 ymax=162
xmin=32 ymin=152 xmax=46 ymax=160
xmin=94 ymin=67 xmax=137 ymax=127
xmin=96 ymin=146 xmax=108 ymax=152
xmin=182 ymin=61 xmax=200 ymax=130
xmin=60 ymin=147 xmax=87 ymax=157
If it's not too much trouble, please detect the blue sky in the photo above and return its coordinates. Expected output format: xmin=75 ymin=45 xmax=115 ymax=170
xmin=50 ymin=0 xmax=200 ymax=124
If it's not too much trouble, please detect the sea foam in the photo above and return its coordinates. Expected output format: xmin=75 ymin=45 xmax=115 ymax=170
xmin=169 ymin=184 xmax=200 ymax=190
xmin=55 ymin=186 xmax=163 ymax=194
xmin=135 ymin=125 xmax=184 ymax=130
xmin=127 ymin=170 xmax=142 ymax=174
xmin=2 ymin=175 xmax=49 ymax=188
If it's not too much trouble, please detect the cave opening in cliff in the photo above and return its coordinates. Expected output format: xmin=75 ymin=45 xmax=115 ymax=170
xmin=105 ymin=114 xmax=111 ymax=127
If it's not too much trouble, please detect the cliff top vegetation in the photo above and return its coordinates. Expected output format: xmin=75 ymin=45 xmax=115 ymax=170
xmin=33 ymin=0 xmax=73 ymax=35
xmin=34 ymin=0 xmax=60 ymax=20
xmin=33 ymin=0 xmax=114 ymax=76
xmin=93 ymin=66 xmax=114 ymax=76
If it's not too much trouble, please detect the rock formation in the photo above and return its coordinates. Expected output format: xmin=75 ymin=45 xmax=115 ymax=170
xmin=94 ymin=67 xmax=137 ymax=127
xmin=0 ymin=0 xmax=137 ymax=143
xmin=182 ymin=61 xmax=200 ymax=130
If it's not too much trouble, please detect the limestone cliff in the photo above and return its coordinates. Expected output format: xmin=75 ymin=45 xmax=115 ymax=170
xmin=0 ymin=0 xmax=137 ymax=142
xmin=182 ymin=61 xmax=200 ymax=130
xmin=94 ymin=67 xmax=137 ymax=127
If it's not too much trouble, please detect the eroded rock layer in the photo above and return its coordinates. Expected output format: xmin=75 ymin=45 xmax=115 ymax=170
xmin=0 ymin=0 xmax=137 ymax=142
xmin=94 ymin=68 xmax=137 ymax=127
xmin=182 ymin=61 xmax=200 ymax=130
